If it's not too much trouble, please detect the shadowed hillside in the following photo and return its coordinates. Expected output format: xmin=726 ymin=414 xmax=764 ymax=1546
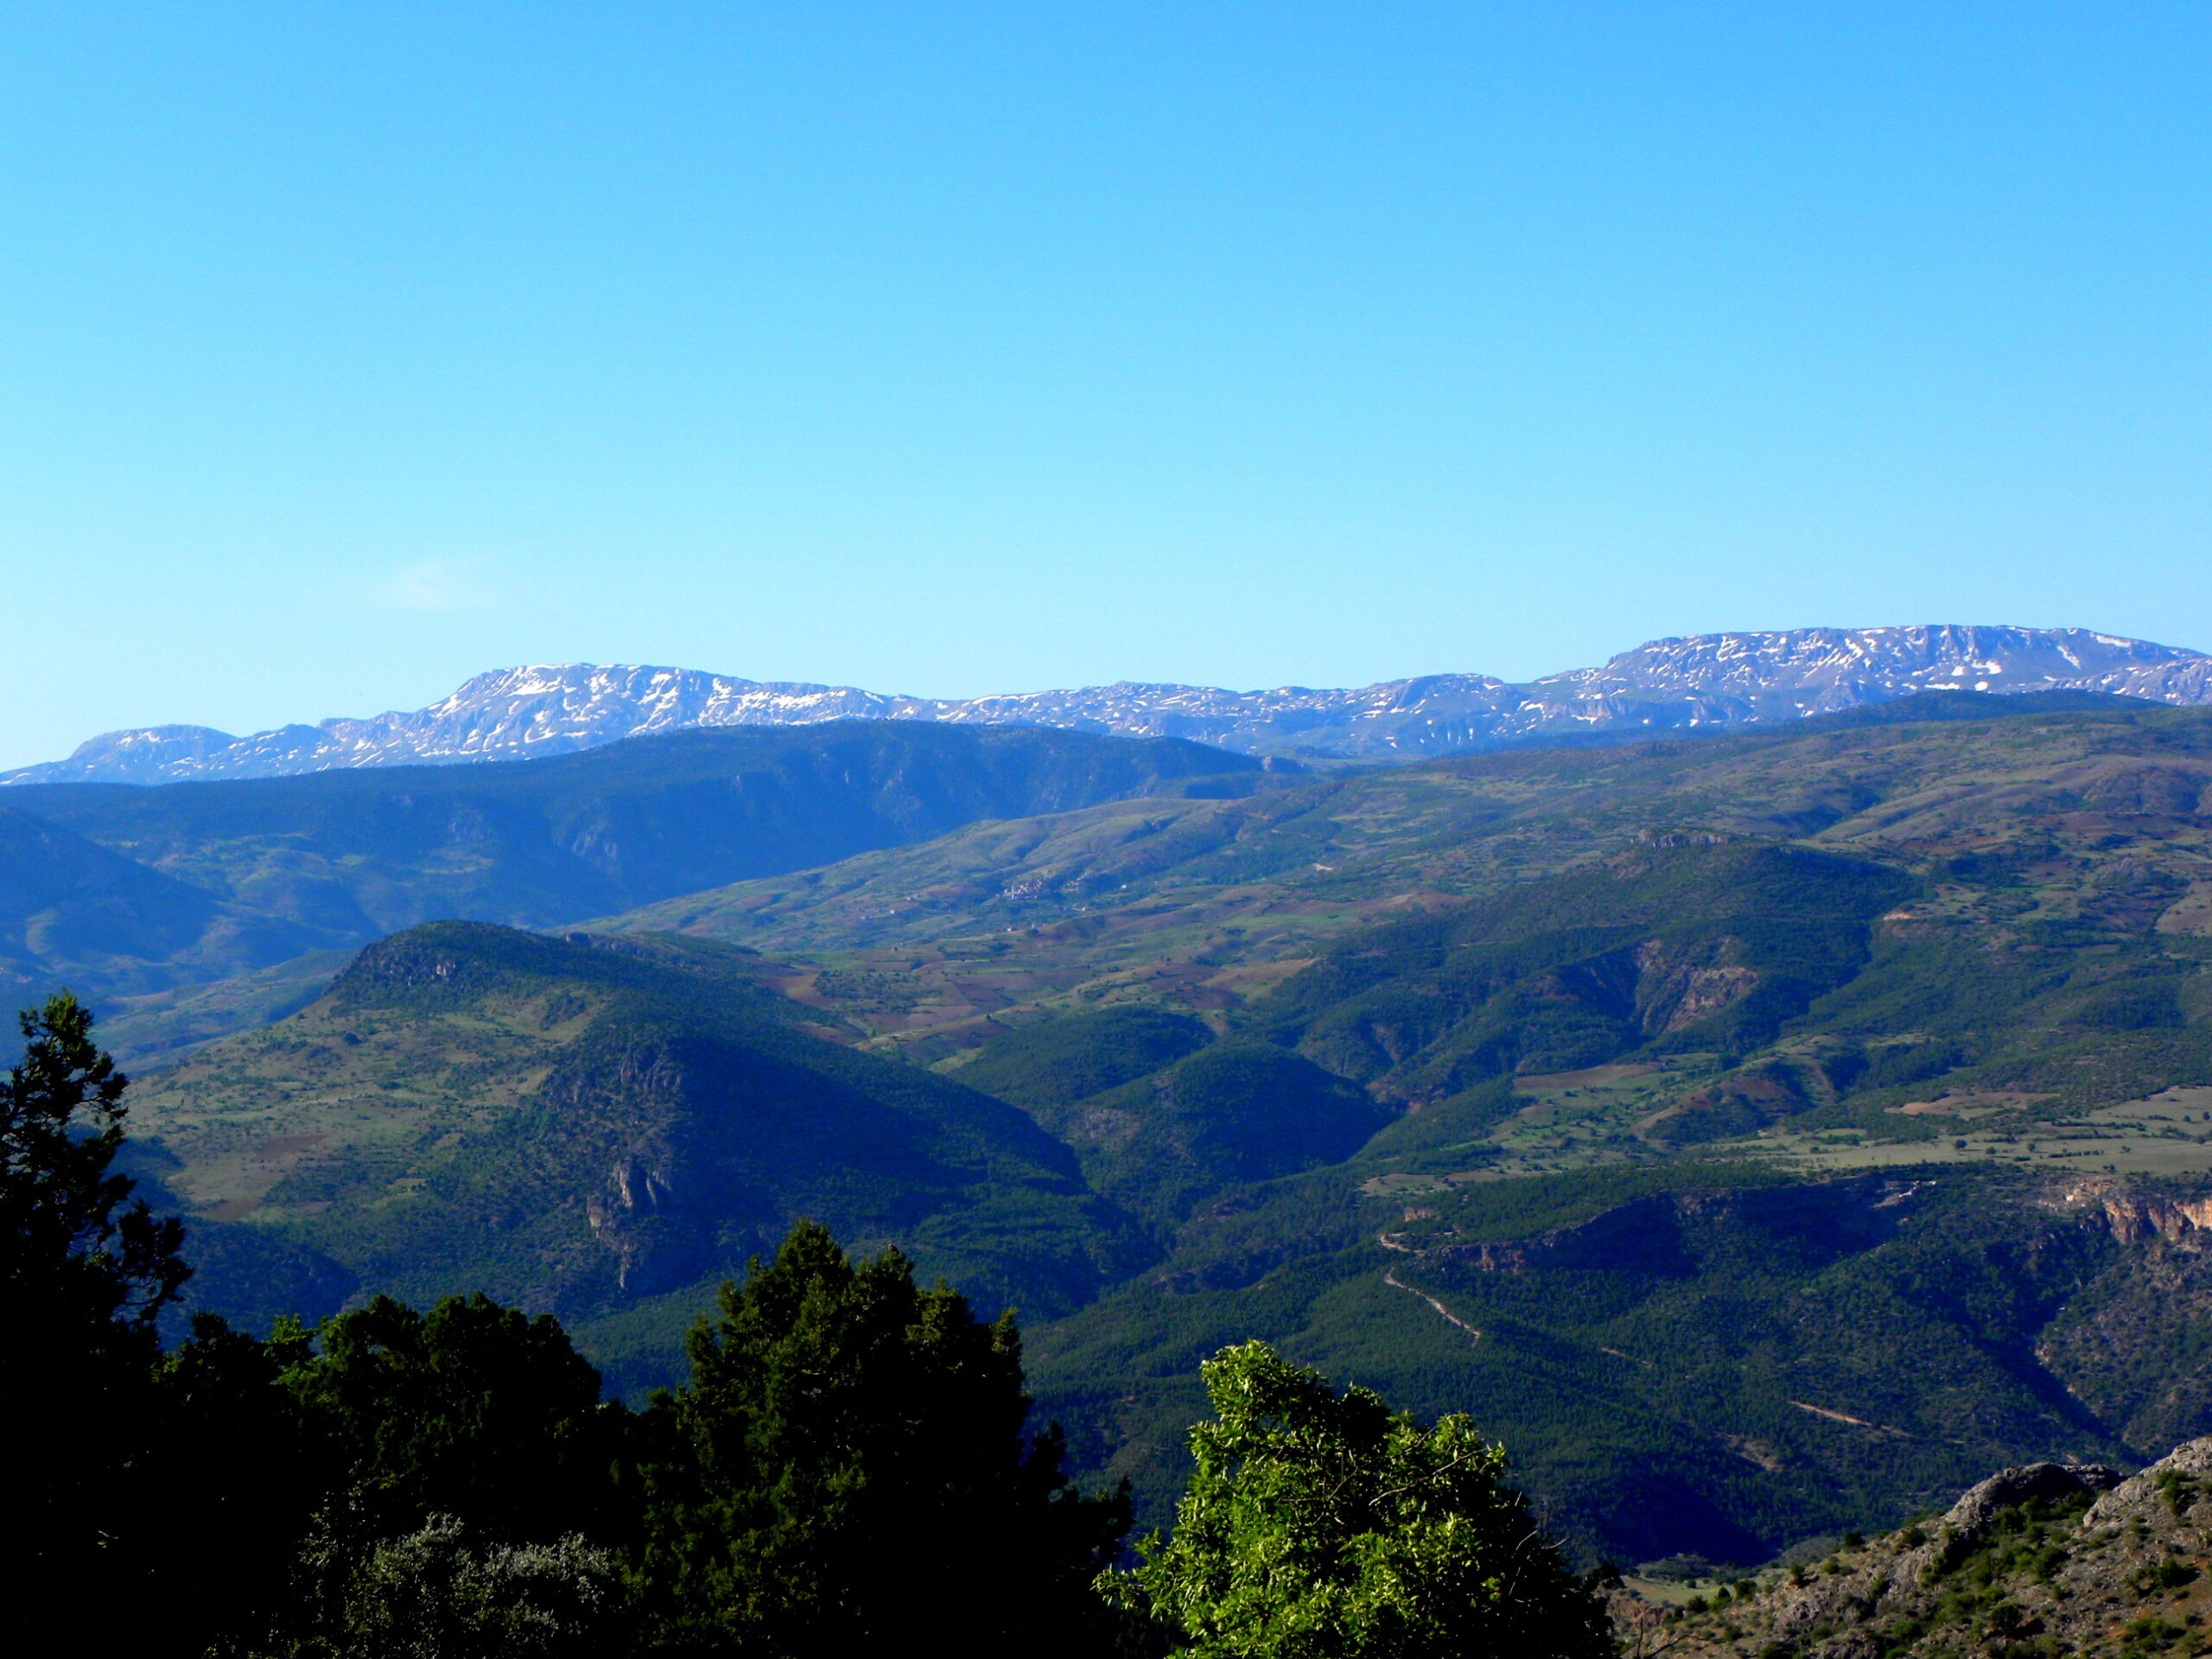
xmin=130 ymin=922 xmax=1141 ymax=1383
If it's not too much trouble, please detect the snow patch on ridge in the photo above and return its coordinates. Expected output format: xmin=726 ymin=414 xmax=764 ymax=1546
xmin=9 ymin=626 xmax=2209 ymax=785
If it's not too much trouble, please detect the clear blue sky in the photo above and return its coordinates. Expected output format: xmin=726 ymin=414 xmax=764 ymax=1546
xmin=3 ymin=3 xmax=2209 ymax=767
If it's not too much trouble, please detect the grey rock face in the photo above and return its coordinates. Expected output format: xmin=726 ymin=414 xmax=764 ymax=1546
xmin=1939 ymin=1461 xmax=2126 ymax=1544
xmin=2082 ymin=1434 xmax=2212 ymax=1529
xmin=12 ymin=626 xmax=2210 ymax=785
xmin=1657 ymin=1439 xmax=2207 ymax=1658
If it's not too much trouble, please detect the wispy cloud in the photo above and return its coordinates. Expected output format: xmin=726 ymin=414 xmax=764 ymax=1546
xmin=377 ymin=558 xmax=490 ymax=613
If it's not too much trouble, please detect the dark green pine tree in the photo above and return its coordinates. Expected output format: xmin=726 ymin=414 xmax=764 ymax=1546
xmin=211 ymin=1291 xmax=634 ymax=1656
xmin=0 ymin=994 xmax=190 ymax=1619
xmin=274 ymin=1290 xmax=623 ymax=1546
xmin=637 ymin=1220 xmax=1131 ymax=1656
xmin=144 ymin=1309 xmax=322 ymax=1651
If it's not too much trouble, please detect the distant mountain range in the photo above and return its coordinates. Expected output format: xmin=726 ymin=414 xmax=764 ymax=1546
xmin=12 ymin=625 xmax=2211 ymax=785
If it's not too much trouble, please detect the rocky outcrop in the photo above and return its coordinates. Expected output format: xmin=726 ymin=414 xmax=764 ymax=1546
xmin=2083 ymin=1435 xmax=2212 ymax=1528
xmin=537 ymin=1037 xmax=707 ymax=1295
xmin=1648 ymin=1436 xmax=2212 ymax=1658
xmin=1632 ymin=935 xmax=1763 ymax=1034
xmin=1938 ymin=1461 xmax=2126 ymax=1545
xmin=2052 ymin=1177 xmax=2212 ymax=1248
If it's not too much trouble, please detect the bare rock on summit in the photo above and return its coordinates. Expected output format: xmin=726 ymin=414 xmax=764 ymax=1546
xmin=2084 ymin=1434 xmax=2212 ymax=1529
xmin=1941 ymin=1460 xmax=2126 ymax=1544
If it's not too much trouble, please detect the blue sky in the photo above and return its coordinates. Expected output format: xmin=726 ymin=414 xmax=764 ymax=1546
xmin=3 ymin=3 xmax=2209 ymax=767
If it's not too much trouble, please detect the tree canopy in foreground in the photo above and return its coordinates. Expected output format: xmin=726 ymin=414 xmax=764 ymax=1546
xmin=3 ymin=996 xmax=1611 ymax=1656
xmin=1105 ymin=1339 xmax=1611 ymax=1658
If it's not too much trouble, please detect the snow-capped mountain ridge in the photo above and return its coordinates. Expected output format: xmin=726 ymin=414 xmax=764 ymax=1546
xmin=14 ymin=626 xmax=2210 ymax=785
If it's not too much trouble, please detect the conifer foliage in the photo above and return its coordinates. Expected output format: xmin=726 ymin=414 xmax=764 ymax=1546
xmin=0 ymin=992 xmax=187 ymax=1330
xmin=0 ymin=993 xmax=189 ymax=1626
xmin=638 ymin=1220 xmax=1132 ymax=1655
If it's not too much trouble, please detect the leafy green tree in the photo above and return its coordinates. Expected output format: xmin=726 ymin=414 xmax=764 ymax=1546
xmin=305 ymin=1514 xmax=625 ymax=1658
xmin=1105 ymin=1340 xmax=1611 ymax=1658
xmin=0 ymin=993 xmax=189 ymax=1618
xmin=637 ymin=1220 xmax=1130 ymax=1656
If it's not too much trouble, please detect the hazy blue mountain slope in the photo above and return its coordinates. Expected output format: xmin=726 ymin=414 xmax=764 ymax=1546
xmin=11 ymin=721 xmax=1262 ymax=936
xmin=0 ymin=804 xmax=343 ymax=1006
xmin=0 ymin=721 xmax=1261 ymax=1061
